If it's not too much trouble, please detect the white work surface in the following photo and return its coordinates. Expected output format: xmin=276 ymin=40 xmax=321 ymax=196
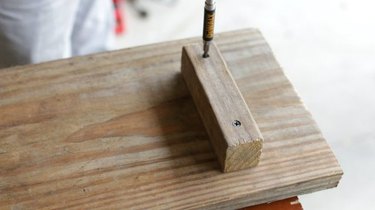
xmin=117 ymin=0 xmax=374 ymax=209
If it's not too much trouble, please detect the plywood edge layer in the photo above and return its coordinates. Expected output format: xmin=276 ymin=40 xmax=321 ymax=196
xmin=206 ymin=173 xmax=343 ymax=210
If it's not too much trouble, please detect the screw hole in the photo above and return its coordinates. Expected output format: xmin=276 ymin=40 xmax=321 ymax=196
xmin=232 ymin=120 xmax=241 ymax=127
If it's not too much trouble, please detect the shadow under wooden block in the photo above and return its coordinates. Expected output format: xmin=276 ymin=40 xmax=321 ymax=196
xmin=181 ymin=43 xmax=263 ymax=172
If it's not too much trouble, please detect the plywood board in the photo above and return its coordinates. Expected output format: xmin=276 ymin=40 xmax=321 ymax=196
xmin=0 ymin=29 xmax=342 ymax=210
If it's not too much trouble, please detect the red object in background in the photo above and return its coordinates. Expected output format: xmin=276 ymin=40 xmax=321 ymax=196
xmin=113 ymin=0 xmax=125 ymax=35
xmin=241 ymin=197 xmax=303 ymax=210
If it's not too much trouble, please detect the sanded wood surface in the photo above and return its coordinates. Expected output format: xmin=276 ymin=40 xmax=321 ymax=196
xmin=181 ymin=43 xmax=263 ymax=172
xmin=0 ymin=29 xmax=342 ymax=209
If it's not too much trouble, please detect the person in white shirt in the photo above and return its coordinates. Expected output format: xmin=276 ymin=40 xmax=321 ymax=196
xmin=0 ymin=0 xmax=115 ymax=69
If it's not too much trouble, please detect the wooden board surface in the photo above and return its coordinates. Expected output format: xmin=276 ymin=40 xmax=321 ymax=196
xmin=181 ymin=43 xmax=263 ymax=172
xmin=0 ymin=29 xmax=342 ymax=209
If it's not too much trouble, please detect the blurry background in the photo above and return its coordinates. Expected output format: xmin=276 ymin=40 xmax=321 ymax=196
xmin=115 ymin=0 xmax=375 ymax=209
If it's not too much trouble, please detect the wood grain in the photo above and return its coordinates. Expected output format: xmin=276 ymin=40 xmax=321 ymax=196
xmin=181 ymin=43 xmax=263 ymax=172
xmin=0 ymin=29 xmax=342 ymax=210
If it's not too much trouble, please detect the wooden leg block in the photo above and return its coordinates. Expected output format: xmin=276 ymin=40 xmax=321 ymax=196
xmin=181 ymin=43 xmax=263 ymax=172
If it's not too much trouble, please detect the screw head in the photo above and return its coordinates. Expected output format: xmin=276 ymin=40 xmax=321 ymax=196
xmin=232 ymin=120 xmax=241 ymax=127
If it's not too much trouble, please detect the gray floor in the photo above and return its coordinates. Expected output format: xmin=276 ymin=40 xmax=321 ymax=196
xmin=117 ymin=0 xmax=375 ymax=209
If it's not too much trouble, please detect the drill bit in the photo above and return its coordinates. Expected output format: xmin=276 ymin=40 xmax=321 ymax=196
xmin=202 ymin=0 xmax=216 ymax=58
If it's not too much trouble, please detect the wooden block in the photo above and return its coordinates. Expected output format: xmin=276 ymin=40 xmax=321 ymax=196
xmin=181 ymin=43 xmax=263 ymax=172
xmin=0 ymin=29 xmax=342 ymax=210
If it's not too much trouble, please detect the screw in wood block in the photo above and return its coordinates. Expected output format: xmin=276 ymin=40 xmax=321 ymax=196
xmin=181 ymin=42 xmax=263 ymax=172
